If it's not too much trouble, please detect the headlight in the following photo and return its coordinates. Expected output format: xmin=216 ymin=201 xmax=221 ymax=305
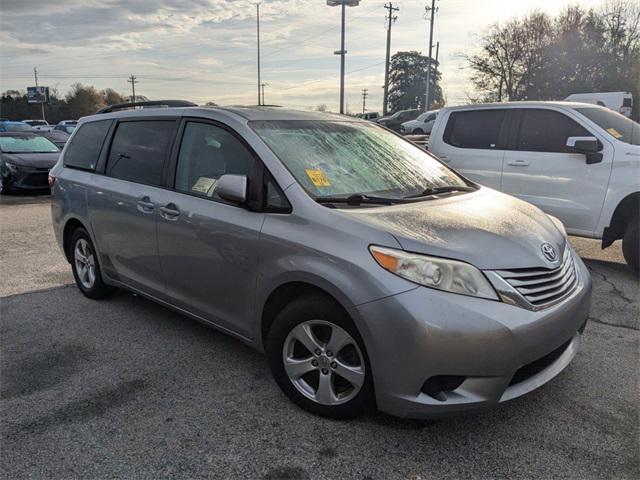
xmin=369 ymin=246 xmax=498 ymax=300
xmin=3 ymin=162 xmax=18 ymax=173
xmin=547 ymin=214 xmax=567 ymax=238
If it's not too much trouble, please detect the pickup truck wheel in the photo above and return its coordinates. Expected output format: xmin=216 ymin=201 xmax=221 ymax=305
xmin=622 ymin=217 xmax=639 ymax=275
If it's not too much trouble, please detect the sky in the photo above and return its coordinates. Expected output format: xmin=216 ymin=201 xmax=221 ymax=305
xmin=0 ymin=0 xmax=605 ymax=113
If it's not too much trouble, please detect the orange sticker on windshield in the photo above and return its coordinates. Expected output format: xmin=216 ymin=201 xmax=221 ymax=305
xmin=606 ymin=127 xmax=623 ymax=138
xmin=305 ymin=169 xmax=331 ymax=187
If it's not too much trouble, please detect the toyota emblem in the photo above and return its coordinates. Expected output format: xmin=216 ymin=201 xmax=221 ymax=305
xmin=541 ymin=243 xmax=557 ymax=262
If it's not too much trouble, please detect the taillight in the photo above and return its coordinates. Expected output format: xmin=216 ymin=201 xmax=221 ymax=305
xmin=48 ymin=173 xmax=56 ymax=188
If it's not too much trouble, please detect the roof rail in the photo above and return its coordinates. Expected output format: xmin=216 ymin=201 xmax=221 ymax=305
xmin=96 ymin=100 xmax=197 ymax=114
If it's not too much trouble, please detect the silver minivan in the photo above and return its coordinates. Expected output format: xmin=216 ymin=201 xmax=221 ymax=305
xmin=51 ymin=102 xmax=592 ymax=419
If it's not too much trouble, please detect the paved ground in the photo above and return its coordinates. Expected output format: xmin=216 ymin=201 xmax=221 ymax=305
xmin=1 ymin=194 xmax=638 ymax=479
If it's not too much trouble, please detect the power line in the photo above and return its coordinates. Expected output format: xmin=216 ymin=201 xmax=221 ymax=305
xmin=382 ymin=2 xmax=399 ymax=116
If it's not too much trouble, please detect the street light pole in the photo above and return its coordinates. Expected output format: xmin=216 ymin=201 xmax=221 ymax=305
xmin=328 ymin=0 xmax=360 ymax=115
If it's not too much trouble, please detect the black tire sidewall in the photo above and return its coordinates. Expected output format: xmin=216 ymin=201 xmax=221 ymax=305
xmin=622 ymin=217 xmax=639 ymax=275
xmin=266 ymin=295 xmax=374 ymax=419
xmin=412 ymin=129 xmax=424 ymax=135
xmin=70 ymin=228 xmax=114 ymax=299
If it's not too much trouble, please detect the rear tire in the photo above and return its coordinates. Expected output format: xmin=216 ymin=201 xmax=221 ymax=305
xmin=412 ymin=128 xmax=425 ymax=135
xmin=622 ymin=217 xmax=639 ymax=275
xmin=70 ymin=228 xmax=115 ymax=299
xmin=266 ymin=294 xmax=374 ymax=419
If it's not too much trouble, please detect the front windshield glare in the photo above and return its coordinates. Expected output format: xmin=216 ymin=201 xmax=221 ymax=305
xmin=0 ymin=136 xmax=59 ymax=153
xmin=251 ymin=120 xmax=467 ymax=199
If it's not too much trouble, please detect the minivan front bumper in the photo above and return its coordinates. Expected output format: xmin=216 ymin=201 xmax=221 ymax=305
xmin=354 ymin=249 xmax=591 ymax=418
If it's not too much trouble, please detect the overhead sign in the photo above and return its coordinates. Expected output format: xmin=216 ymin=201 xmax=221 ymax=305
xmin=27 ymin=86 xmax=50 ymax=104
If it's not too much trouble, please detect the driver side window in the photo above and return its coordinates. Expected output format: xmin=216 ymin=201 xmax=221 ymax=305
xmin=516 ymin=109 xmax=591 ymax=153
xmin=175 ymin=122 xmax=255 ymax=200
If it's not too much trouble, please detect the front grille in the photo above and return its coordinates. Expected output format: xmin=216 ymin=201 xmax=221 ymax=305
xmin=22 ymin=172 xmax=49 ymax=188
xmin=496 ymin=246 xmax=577 ymax=308
xmin=509 ymin=338 xmax=572 ymax=386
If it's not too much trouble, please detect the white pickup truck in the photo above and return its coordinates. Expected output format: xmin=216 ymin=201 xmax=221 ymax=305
xmin=428 ymin=101 xmax=640 ymax=272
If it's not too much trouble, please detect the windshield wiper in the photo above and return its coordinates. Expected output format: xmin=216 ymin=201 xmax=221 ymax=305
xmin=316 ymin=194 xmax=398 ymax=206
xmin=404 ymin=185 xmax=476 ymax=199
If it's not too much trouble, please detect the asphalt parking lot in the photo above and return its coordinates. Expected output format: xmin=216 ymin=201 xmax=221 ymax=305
xmin=1 ymin=195 xmax=638 ymax=479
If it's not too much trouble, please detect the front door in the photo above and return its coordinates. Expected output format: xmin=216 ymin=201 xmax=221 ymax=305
xmin=155 ymin=120 xmax=264 ymax=338
xmin=500 ymin=108 xmax=613 ymax=236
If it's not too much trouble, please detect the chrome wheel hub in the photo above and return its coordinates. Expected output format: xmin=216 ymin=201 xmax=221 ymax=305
xmin=74 ymin=238 xmax=96 ymax=289
xmin=282 ymin=320 xmax=365 ymax=406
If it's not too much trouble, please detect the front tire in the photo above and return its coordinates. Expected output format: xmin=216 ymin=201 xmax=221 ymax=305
xmin=266 ymin=295 xmax=374 ymax=419
xmin=412 ymin=128 xmax=425 ymax=135
xmin=622 ymin=217 xmax=639 ymax=275
xmin=70 ymin=228 xmax=115 ymax=299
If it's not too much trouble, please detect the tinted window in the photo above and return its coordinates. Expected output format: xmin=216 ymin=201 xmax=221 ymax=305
xmin=517 ymin=109 xmax=590 ymax=152
xmin=107 ymin=121 xmax=175 ymax=186
xmin=444 ymin=110 xmax=506 ymax=149
xmin=174 ymin=122 xmax=255 ymax=200
xmin=63 ymin=120 xmax=111 ymax=170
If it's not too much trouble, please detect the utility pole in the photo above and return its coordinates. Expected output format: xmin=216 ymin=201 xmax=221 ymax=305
xmin=382 ymin=3 xmax=398 ymax=117
xmin=34 ymin=67 xmax=45 ymax=121
xmin=127 ymin=75 xmax=138 ymax=103
xmin=261 ymin=83 xmax=268 ymax=106
xmin=328 ymin=1 xmax=360 ymax=115
xmin=361 ymin=88 xmax=369 ymax=114
xmin=424 ymin=0 xmax=437 ymax=112
xmin=256 ymin=3 xmax=262 ymax=106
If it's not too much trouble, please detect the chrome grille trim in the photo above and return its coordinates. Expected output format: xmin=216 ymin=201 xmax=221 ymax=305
xmin=488 ymin=244 xmax=580 ymax=310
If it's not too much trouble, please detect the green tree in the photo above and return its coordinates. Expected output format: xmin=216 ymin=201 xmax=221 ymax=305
xmin=387 ymin=51 xmax=443 ymax=113
xmin=62 ymin=83 xmax=105 ymax=119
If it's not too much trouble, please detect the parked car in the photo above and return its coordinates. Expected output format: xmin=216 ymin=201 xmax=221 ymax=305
xmin=0 ymin=121 xmax=33 ymax=133
xmin=37 ymin=129 xmax=70 ymax=149
xmin=428 ymin=101 xmax=640 ymax=272
xmin=0 ymin=132 xmax=60 ymax=193
xmin=400 ymin=110 xmax=439 ymax=134
xmin=377 ymin=109 xmax=421 ymax=132
xmin=565 ymin=92 xmax=633 ymax=118
xmin=357 ymin=112 xmax=380 ymax=122
xmin=51 ymin=102 xmax=591 ymax=419
xmin=23 ymin=119 xmax=49 ymax=128
xmin=54 ymin=121 xmax=78 ymax=134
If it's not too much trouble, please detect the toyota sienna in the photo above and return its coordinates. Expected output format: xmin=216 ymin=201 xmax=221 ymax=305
xmin=50 ymin=101 xmax=592 ymax=419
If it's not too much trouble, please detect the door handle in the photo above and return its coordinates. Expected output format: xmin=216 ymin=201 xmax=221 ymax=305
xmin=137 ymin=196 xmax=155 ymax=213
xmin=159 ymin=203 xmax=180 ymax=220
xmin=507 ymin=159 xmax=529 ymax=167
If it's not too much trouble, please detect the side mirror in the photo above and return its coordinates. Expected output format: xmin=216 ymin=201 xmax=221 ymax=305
xmin=566 ymin=136 xmax=603 ymax=164
xmin=216 ymin=174 xmax=248 ymax=204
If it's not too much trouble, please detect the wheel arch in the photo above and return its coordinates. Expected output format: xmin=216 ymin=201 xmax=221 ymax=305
xmin=602 ymin=192 xmax=640 ymax=248
xmin=258 ymin=279 xmax=356 ymax=352
xmin=62 ymin=217 xmax=88 ymax=263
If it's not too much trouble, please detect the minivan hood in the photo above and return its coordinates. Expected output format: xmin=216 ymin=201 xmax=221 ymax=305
xmin=2 ymin=152 xmax=59 ymax=168
xmin=337 ymin=187 xmax=566 ymax=270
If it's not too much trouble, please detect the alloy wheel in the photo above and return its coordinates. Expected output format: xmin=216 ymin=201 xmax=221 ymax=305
xmin=282 ymin=320 xmax=365 ymax=406
xmin=74 ymin=238 xmax=96 ymax=289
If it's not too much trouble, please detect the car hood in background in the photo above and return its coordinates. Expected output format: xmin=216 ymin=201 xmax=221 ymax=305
xmin=337 ymin=187 xmax=566 ymax=270
xmin=2 ymin=152 xmax=60 ymax=168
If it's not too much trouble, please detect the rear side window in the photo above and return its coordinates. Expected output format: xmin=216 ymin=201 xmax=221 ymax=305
xmin=516 ymin=109 xmax=590 ymax=153
xmin=444 ymin=110 xmax=506 ymax=149
xmin=63 ymin=120 xmax=111 ymax=170
xmin=106 ymin=121 xmax=175 ymax=186
xmin=622 ymin=98 xmax=632 ymax=107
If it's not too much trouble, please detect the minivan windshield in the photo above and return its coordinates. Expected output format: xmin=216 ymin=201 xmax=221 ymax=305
xmin=251 ymin=120 xmax=469 ymax=201
xmin=575 ymin=107 xmax=640 ymax=145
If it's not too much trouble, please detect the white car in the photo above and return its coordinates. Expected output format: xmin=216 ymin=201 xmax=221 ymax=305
xmin=428 ymin=101 xmax=640 ymax=272
xmin=400 ymin=110 xmax=439 ymax=135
